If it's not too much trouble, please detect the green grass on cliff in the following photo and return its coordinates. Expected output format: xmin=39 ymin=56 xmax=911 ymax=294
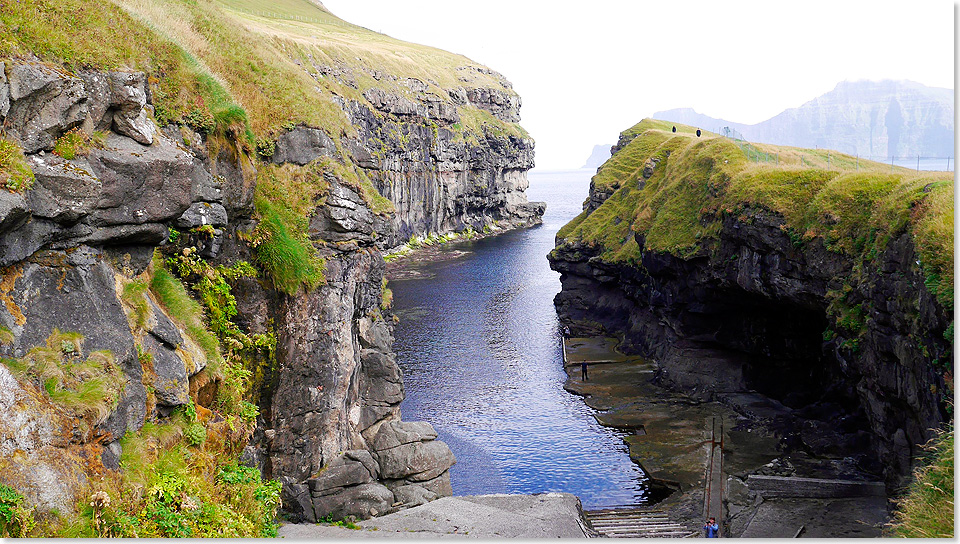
xmin=556 ymin=119 xmax=954 ymax=310
xmin=0 ymin=135 xmax=34 ymax=192
xmin=0 ymin=0 xmax=254 ymax=140
xmin=889 ymin=428 xmax=954 ymax=538
xmin=2 ymin=0 xmax=524 ymax=140
xmin=0 ymin=330 xmax=124 ymax=427
xmin=250 ymin=163 xmax=328 ymax=295
xmin=151 ymin=258 xmax=222 ymax=366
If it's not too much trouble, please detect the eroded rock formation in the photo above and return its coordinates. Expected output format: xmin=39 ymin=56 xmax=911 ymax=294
xmin=326 ymin=68 xmax=544 ymax=248
xmin=0 ymin=47 xmax=537 ymax=522
xmin=549 ymin=194 xmax=951 ymax=488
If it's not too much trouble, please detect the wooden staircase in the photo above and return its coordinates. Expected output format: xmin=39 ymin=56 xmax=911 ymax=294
xmin=583 ymin=507 xmax=697 ymax=538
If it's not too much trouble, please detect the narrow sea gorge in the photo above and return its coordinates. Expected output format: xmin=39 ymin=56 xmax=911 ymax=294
xmin=388 ymin=171 xmax=654 ymax=508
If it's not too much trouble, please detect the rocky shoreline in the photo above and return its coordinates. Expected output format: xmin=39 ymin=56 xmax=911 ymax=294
xmin=562 ymin=336 xmax=889 ymax=538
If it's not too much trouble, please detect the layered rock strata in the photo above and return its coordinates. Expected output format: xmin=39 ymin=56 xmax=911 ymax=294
xmin=327 ymin=69 xmax=544 ymax=248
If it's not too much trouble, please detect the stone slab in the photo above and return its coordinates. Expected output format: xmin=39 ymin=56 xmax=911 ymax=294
xmin=746 ymin=475 xmax=887 ymax=498
xmin=738 ymin=497 xmax=887 ymax=538
xmin=278 ymin=492 xmax=589 ymax=539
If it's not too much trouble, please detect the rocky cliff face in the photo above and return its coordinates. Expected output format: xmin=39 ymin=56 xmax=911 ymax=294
xmin=0 ymin=38 xmax=541 ymax=522
xmin=329 ymin=71 xmax=543 ymax=248
xmin=549 ymin=131 xmax=952 ymax=489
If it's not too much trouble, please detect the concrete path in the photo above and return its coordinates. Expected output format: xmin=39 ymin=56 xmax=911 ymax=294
xmin=278 ymin=492 xmax=590 ymax=539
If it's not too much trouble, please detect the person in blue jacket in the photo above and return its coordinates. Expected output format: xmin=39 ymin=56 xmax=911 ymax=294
xmin=704 ymin=517 xmax=719 ymax=538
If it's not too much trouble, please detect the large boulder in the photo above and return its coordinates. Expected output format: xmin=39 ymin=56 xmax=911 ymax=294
xmin=108 ymin=72 xmax=155 ymax=145
xmin=308 ymin=183 xmax=376 ymax=244
xmin=141 ymin=334 xmax=189 ymax=408
xmin=3 ymin=60 xmax=87 ymax=153
xmin=312 ymin=482 xmax=395 ymax=521
xmin=87 ymin=131 xmax=204 ymax=227
xmin=358 ymin=348 xmax=403 ymax=434
xmin=26 ymin=154 xmax=101 ymax=226
xmin=271 ymin=126 xmax=337 ymax=166
xmin=174 ymin=201 xmax=229 ymax=229
xmin=308 ymin=450 xmax=379 ymax=494
xmin=307 ymin=450 xmax=395 ymax=521
xmin=371 ymin=421 xmax=456 ymax=483
xmin=390 ymin=484 xmax=439 ymax=508
xmin=0 ymin=190 xmax=29 ymax=235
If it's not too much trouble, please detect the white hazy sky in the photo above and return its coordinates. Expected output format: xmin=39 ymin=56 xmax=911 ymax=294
xmin=321 ymin=0 xmax=955 ymax=170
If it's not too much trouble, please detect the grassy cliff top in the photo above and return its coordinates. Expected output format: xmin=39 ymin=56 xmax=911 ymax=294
xmin=557 ymin=118 xmax=954 ymax=309
xmin=0 ymin=0 xmax=525 ymax=139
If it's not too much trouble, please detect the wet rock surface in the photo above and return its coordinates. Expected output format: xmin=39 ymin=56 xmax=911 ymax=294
xmin=562 ymin=337 xmax=888 ymax=538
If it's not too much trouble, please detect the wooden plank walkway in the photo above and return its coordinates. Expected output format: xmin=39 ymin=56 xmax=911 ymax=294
xmin=583 ymin=507 xmax=697 ymax=538
xmin=703 ymin=417 xmax=724 ymax=529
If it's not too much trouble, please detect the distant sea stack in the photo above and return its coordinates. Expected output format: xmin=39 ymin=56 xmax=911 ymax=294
xmin=581 ymin=144 xmax=615 ymax=170
xmin=655 ymin=80 xmax=954 ymax=160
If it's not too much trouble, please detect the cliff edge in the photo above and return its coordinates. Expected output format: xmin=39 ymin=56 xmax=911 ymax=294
xmin=0 ymin=0 xmax=541 ymax=536
xmin=548 ymin=119 xmax=953 ymax=489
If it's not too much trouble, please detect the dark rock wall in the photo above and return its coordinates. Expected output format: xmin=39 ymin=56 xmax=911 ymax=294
xmin=550 ymin=204 xmax=951 ymax=488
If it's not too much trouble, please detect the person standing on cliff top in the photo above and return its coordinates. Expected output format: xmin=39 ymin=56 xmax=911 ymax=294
xmin=581 ymin=361 xmax=588 ymax=381
xmin=704 ymin=517 xmax=719 ymax=538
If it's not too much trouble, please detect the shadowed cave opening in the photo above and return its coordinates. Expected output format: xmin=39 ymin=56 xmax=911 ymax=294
xmin=671 ymin=288 xmax=878 ymax=469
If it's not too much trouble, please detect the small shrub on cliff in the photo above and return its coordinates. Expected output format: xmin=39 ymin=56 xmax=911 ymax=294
xmin=184 ymin=422 xmax=207 ymax=446
xmin=51 ymin=128 xmax=104 ymax=160
xmin=889 ymin=428 xmax=954 ymax=537
xmin=0 ymin=483 xmax=34 ymax=537
xmin=184 ymin=108 xmax=216 ymax=135
xmin=0 ymin=135 xmax=34 ymax=192
xmin=255 ymin=137 xmax=276 ymax=159
xmin=1 ymin=330 xmax=124 ymax=427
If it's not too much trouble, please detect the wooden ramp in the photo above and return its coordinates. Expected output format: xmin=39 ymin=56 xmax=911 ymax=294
xmin=583 ymin=507 xmax=697 ymax=538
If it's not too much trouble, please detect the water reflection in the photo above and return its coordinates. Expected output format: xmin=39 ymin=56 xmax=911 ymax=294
xmin=390 ymin=170 xmax=653 ymax=508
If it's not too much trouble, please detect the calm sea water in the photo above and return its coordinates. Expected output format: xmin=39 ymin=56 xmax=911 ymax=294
xmin=389 ymin=169 xmax=654 ymax=509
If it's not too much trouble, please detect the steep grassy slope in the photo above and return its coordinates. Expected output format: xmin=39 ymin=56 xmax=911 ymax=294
xmin=0 ymin=0 xmax=523 ymax=140
xmin=889 ymin=428 xmax=954 ymax=538
xmin=556 ymin=119 xmax=953 ymax=310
